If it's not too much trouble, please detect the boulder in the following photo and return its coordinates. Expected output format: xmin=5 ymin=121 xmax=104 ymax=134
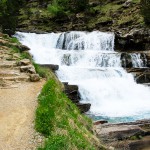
xmin=18 ymin=59 xmax=31 ymax=66
xmin=39 ymin=64 xmax=59 ymax=71
xmin=76 ymin=103 xmax=91 ymax=113
xmin=64 ymin=84 xmax=80 ymax=103
xmin=30 ymin=74 xmax=40 ymax=82
xmin=95 ymin=124 xmax=145 ymax=142
xmin=18 ymin=44 xmax=30 ymax=52
xmin=20 ymin=65 xmax=36 ymax=74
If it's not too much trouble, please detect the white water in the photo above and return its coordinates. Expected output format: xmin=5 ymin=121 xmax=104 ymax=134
xmin=15 ymin=31 xmax=150 ymax=122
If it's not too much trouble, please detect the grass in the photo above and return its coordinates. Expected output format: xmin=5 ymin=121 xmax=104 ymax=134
xmin=35 ymin=79 xmax=106 ymax=150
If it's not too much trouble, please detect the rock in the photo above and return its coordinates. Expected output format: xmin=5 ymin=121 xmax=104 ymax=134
xmin=19 ymin=44 xmax=30 ymax=52
xmin=30 ymin=74 xmax=40 ymax=82
xmin=93 ymin=120 xmax=108 ymax=125
xmin=0 ymin=39 xmax=8 ymax=45
xmin=115 ymin=28 xmax=150 ymax=51
xmin=18 ymin=59 xmax=31 ymax=66
xmin=121 ymin=53 xmax=132 ymax=68
xmin=136 ymin=73 xmax=150 ymax=83
xmin=39 ymin=64 xmax=59 ymax=71
xmin=20 ymin=65 xmax=36 ymax=74
xmin=76 ymin=103 xmax=91 ymax=113
xmin=95 ymin=124 xmax=145 ymax=142
xmin=123 ymin=0 xmax=133 ymax=8
xmin=64 ymin=84 xmax=80 ymax=103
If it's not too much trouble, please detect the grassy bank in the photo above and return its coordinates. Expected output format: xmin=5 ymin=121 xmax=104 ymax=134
xmin=34 ymin=66 xmax=105 ymax=150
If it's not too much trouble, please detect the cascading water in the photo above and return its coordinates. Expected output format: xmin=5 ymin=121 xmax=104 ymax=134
xmin=15 ymin=31 xmax=150 ymax=122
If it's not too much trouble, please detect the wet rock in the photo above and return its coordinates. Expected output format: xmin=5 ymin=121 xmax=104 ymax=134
xmin=30 ymin=74 xmax=40 ymax=82
xmin=76 ymin=103 xmax=91 ymax=113
xmin=93 ymin=120 xmax=108 ymax=125
xmin=20 ymin=65 xmax=36 ymax=74
xmin=136 ymin=73 xmax=150 ymax=83
xmin=64 ymin=84 xmax=80 ymax=102
xmin=39 ymin=64 xmax=59 ymax=71
xmin=121 ymin=53 xmax=132 ymax=68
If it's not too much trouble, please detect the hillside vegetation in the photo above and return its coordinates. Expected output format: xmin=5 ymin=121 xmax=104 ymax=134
xmin=1 ymin=0 xmax=150 ymax=35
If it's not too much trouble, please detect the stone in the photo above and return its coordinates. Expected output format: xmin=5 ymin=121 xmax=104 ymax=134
xmin=115 ymin=28 xmax=150 ymax=51
xmin=93 ymin=120 xmax=108 ymax=125
xmin=20 ymin=65 xmax=36 ymax=74
xmin=123 ymin=0 xmax=133 ymax=8
xmin=30 ymin=74 xmax=40 ymax=82
xmin=18 ymin=59 xmax=31 ymax=66
xmin=76 ymin=103 xmax=91 ymax=113
xmin=0 ymin=39 xmax=8 ymax=45
xmin=19 ymin=44 xmax=30 ymax=51
xmin=95 ymin=124 xmax=145 ymax=142
xmin=39 ymin=64 xmax=59 ymax=71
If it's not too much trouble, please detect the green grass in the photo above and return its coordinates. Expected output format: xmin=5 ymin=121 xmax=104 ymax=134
xmin=35 ymin=79 xmax=106 ymax=150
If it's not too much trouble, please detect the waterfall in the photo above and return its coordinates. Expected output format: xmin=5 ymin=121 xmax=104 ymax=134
xmin=130 ymin=53 xmax=147 ymax=68
xmin=15 ymin=31 xmax=150 ymax=123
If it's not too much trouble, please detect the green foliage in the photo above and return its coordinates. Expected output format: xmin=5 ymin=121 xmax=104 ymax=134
xmin=33 ymin=63 xmax=51 ymax=79
xmin=40 ymin=135 xmax=70 ymax=150
xmin=0 ymin=0 xmax=25 ymax=35
xmin=47 ymin=0 xmax=89 ymax=17
xmin=47 ymin=2 xmax=65 ymax=18
xmin=35 ymin=79 xmax=105 ymax=150
xmin=141 ymin=0 xmax=150 ymax=24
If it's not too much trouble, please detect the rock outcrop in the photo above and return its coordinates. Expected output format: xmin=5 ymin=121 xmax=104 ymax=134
xmin=94 ymin=119 xmax=150 ymax=150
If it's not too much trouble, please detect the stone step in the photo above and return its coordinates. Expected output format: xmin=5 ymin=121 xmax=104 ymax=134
xmin=0 ymin=70 xmax=21 ymax=77
xmin=0 ymin=75 xmax=30 ymax=82
xmin=0 ymin=61 xmax=17 ymax=68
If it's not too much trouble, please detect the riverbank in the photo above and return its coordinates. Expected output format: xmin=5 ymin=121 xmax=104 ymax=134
xmin=0 ymin=33 xmax=105 ymax=149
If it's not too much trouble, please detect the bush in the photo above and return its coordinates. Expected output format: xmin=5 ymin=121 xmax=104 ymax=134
xmin=47 ymin=3 xmax=65 ymax=18
xmin=47 ymin=0 xmax=89 ymax=17
xmin=141 ymin=0 xmax=150 ymax=24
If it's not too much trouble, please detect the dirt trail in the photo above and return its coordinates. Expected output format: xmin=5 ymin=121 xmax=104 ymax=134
xmin=0 ymin=81 xmax=45 ymax=150
xmin=0 ymin=34 xmax=45 ymax=150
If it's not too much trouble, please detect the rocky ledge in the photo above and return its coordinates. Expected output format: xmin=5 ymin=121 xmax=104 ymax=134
xmin=94 ymin=119 xmax=150 ymax=150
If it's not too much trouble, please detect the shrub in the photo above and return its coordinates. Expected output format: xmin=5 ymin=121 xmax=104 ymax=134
xmin=47 ymin=3 xmax=65 ymax=18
